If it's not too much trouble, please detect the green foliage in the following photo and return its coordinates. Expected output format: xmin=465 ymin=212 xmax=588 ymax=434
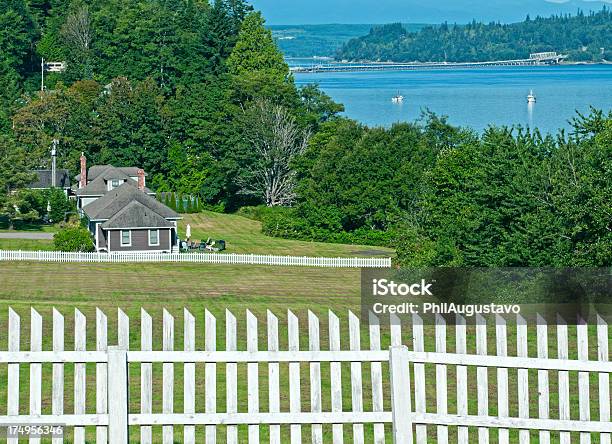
xmin=0 ymin=135 xmax=36 ymax=193
xmin=176 ymin=193 xmax=184 ymax=213
xmin=227 ymin=12 xmax=288 ymax=77
xmin=337 ymin=9 xmax=612 ymax=62
xmin=12 ymin=80 xmax=102 ymax=170
xmin=94 ymin=77 xmax=167 ymax=174
xmin=240 ymin=205 xmax=394 ymax=246
xmin=1 ymin=0 xmax=326 ymax=212
xmin=253 ymin=109 xmax=611 ymax=267
xmin=0 ymin=135 xmax=38 ymax=228
xmin=294 ymin=114 xmax=472 ymax=233
xmin=45 ymin=187 xmax=75 ymax=223
xmin=298 ymin=84 xmax=345 ymax=129
xmin=53 ymin=225 xmax=94 ymax=252
xmin=398 ymin=110 xmax=612 ymax=267
xmin=0 ymin=190 xmax=40 ymax=230
xmin=227 ymin=12 xmax=296 ymax=106
xmin=0 ymin=0 xmax=38 ymax=73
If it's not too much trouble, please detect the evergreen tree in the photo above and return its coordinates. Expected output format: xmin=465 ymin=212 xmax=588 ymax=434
xmin=226 ymin=12 xmax=296 ymax=106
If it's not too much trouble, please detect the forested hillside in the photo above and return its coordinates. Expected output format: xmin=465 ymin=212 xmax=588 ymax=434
xmin=1 ymin=1 xmax=611 ymax=267
xmin=0 ymin=0 xmax=343 ymax=211
xmin=336 ymin=9 xmax=612 ymax=62
xmin=269 ymin=24 xmax=427 ymax=58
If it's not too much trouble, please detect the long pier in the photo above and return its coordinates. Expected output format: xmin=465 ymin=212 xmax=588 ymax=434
xmin=291 ymin=54 xmax=567 ymax=74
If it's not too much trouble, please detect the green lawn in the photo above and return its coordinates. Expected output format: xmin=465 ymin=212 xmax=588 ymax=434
xmin=0 ymin=238 xmax=54 ymax=250
xmin=178 ymin=211 xmax=394 ymax=257
xmin=0 ymin=261 xmax=609 ymax=443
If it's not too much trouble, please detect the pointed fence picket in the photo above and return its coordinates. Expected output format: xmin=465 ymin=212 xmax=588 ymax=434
xmin=0 ymin=308 xmax=611 ymax=443
xmin=73 ymin=310 xmax=86 ymax=444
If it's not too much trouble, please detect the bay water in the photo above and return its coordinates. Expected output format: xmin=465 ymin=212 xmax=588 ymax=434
xmin=293 ymin=64 xmax=612 ymax=134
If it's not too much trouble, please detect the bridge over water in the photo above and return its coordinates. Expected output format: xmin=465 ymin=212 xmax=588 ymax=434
xmin=291 ymin=53 xmax=567 ymax=74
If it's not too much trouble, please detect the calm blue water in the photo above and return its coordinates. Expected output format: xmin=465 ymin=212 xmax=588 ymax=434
xmin=294 ymin=65 xmax=612 ymax=133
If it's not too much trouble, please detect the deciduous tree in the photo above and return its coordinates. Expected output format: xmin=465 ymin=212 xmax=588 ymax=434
xmin=238 ymin=100 xmax=310 ymax=206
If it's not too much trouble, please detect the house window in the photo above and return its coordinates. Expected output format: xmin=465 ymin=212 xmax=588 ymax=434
xmin=121 ymin=230 xmax=131 ymax=247
xmin=110 ymin=179 xmax=120 ymax=189
xmin=149 ymin=229 xmax=159 ymax=246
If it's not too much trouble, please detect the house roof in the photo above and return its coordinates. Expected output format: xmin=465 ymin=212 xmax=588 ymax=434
xmin=29 ymin=170 xmax=71 ymax=189
xmin=75 ymin=175 xmax=108 ymax=196
xmin=85 ymin=165 xmax=147 ymax=181
xmin=83 ymin=182 xmax=179 ymax=221
xmin=74 ymin=165 xmax=148 ymax=182
xmin=117 ymin=166 xmax=147 ymax=177
xmin=76 ymin=174 xmax=153 ymax=197
xmin=100 ymin=200 xmax=174 ymax=229
xmin=101 ymin=166 xmax=131 ymax=181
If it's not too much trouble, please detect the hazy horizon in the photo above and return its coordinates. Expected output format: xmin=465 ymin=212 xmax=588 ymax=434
xmin=251 ymin=0 xmax=611 ymax=25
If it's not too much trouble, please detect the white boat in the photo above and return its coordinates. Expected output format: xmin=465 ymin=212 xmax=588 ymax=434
xmin=527 ymin=90 xmax=536 ymax=103
xmin=392 ymin=92 xmax=404 ymax=103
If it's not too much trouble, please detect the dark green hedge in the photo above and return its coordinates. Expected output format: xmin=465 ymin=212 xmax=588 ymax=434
xmin=239 ymin=205 xmax=394 ymax=247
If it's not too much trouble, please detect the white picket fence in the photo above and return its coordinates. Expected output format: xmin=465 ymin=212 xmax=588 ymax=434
xmin=0 ymin=308 xmax=610 ymax=443
xmin=0 ymin=250 xmax=391 ymax=268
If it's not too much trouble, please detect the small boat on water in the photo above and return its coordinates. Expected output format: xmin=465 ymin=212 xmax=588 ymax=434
xmin=392 ymin=92 xmax=404 ymax=103
xmin=527 ymin=90 xmax=536 ymax=103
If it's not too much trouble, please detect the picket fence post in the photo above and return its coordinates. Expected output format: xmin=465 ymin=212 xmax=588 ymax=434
xmin=390 ymin=345 xmax=413 ymax=444
xmin=108 ymin=346 xmax=129 ymax=444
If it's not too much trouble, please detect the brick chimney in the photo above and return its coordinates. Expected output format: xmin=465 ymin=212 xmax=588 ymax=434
xmin=79 ymin=152 xmax=87 ymax=189
xmin=137 ymin=169 xmax=145 ymax=191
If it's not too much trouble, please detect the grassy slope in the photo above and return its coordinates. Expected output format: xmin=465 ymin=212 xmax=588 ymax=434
xmin=178 ymin=211 xmax=394 ymax=257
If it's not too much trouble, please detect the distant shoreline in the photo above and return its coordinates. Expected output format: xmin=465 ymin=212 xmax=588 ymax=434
xmin=287 ymin=56 xmax=611 ymax=66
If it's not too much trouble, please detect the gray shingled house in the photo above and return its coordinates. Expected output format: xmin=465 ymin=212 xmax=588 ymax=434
xmin=76 ymin=154 xmax=181 ymax=253
xmin=75 ymin=164 xmax=155 ymax=209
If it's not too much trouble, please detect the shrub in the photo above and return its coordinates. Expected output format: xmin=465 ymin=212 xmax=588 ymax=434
xmin=45 ymin=188 xmax=76 ymax=223
xmin=176 ymin=193 xmax=184 ymax=213
xmin=254 ymin=205 xmax=394 ymax=247
xmin=53 ymin=226 xmax=94 ymax=252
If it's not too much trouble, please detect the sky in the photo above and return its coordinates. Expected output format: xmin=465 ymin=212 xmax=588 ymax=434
xmin=249 ymin=0 xmax=610 ymax=24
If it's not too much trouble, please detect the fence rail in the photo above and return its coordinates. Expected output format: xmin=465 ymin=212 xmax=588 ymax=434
xmin=0 ymin=250 xmax=391 ymax=268
xmin=0 ymin=308 xmax=610 ymax=443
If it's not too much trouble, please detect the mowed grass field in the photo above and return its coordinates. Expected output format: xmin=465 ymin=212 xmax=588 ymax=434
xmin=0 ymin=238 xmax=54 ymax=250
xmin=0 ymin=261 xmax=609 ymax=443
xmin=0 ymin=213 xmax=608 ymax=443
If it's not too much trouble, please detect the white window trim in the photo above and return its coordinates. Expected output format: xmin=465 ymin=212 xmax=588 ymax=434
xmin=108 ymin=179 xmax=122 ymax=191
xmin=120 ymin=230 xmax=132 ymax=247
xmin=148 ymin=229 xmax=160 ymax=246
